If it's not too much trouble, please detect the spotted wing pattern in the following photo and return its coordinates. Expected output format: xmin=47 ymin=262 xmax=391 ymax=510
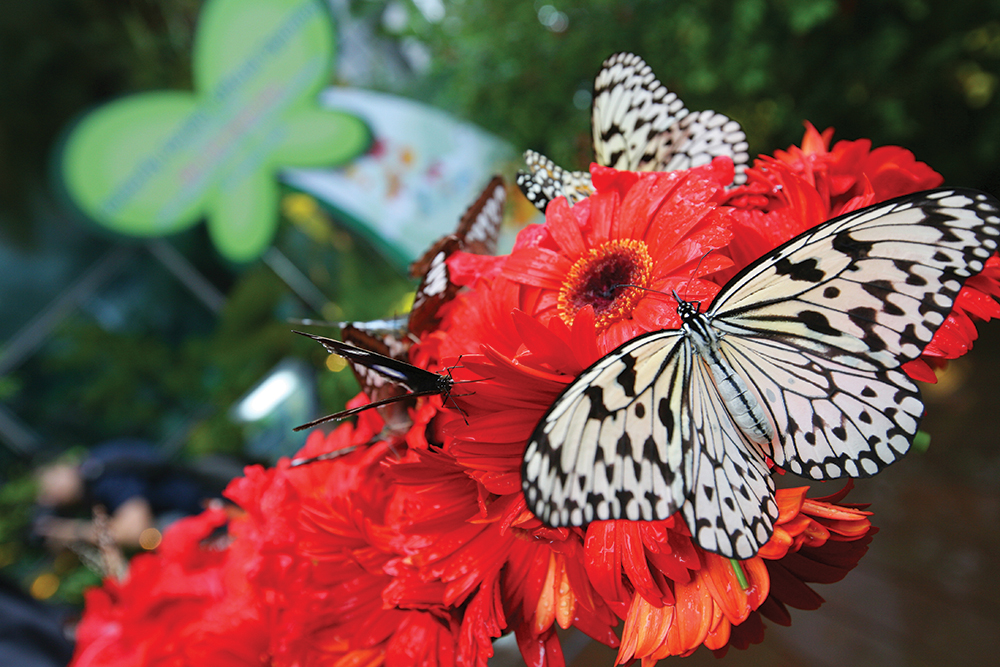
xmin=517 ymin=52 xmax=748 ymax=212
xmin=523 ymin=188 xmax=1000 ymax=558
xmin=515 ymin=150 xmax=594 ymax=213
xmin=709 ymin=188 xmax=1000 ymax=478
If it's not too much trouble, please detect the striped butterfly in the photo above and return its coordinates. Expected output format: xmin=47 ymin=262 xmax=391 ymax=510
xmin=517 ymin=52 xmax=749 ymax=211
xmin=522 ymin=189 xmax=1000 ymax=559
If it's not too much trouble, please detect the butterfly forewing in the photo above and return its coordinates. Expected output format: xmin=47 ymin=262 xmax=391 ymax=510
xmin=293 ymin=331 xmax=452 ymax=431
xmin=340 ymin=325 xmax=414 ymax=434
xmin=707 ymin=189 xmax=1000 ymax=478
xmin=592 ymin=52 xmax=687 ymax=171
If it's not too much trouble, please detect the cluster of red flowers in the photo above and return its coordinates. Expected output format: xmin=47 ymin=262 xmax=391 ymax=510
xmin=70 ymin=124 xmax=1000 ymax=667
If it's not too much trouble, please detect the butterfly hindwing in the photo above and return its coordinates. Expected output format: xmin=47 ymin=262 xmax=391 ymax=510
xmin=720 ymin=335 xmax=922 ymax=480
xmin=657 ymin=110 xmax=749 ymax=184
xmin=681 ymin=345 xmax=776 ymax=558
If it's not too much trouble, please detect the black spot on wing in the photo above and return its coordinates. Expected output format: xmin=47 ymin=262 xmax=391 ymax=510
xmin=616 ymin=363 xmax=637 ymax=397
xmin=832 ymin=230 xmax=874 ymax=259
xmin=798 ymin=310 xmax=841 ymax=336
xmin=584 ymin=385 xmax=611 ymax=420
xmin=774 ymin=256 xmax=825 ymax=282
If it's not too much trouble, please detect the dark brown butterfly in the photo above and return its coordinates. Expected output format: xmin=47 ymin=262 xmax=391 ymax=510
xmin=292 ymin=331 xmax=453 ymax=432
xmin=408 ymin=175 xmax=506 ymax=336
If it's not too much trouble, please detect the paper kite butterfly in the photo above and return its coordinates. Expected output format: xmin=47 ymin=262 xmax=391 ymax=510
xmin=293 ymin=177 xmax=505 ymax=434
xmin=522 ymin=189 xmax=1000 ymax=559
xmin=517 ymin=52 xmax=749 ymax=211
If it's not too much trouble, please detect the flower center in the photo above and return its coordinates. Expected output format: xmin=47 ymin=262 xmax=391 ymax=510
xmin=558 ymin=239 xmax=653 ymax=327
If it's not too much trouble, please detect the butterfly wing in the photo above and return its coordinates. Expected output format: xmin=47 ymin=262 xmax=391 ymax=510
xmin=681 ymin=346 xmax=777 ymax=558
xmin=410 ymin=177 xmax=507 ymax=332
xmin=453 ymin=175 xmax=506 ymax=256
xmin=516 ymin=150 xmax=594 ymax=212
xmin=408 ymin=235 xmax=463 ymax=337
xmin=709 ymin=188 xmax=1000 ymax=478
xmin=591 ymin=52 xmax=688 ymax=171
xmin=654 ymin=110 xmax=749 ymax=185
xmin=294 ymin=331 xmax=449 ymax=395
xmin=523 ymin=330 xmax=689 ymax=528
xmin=341 ymin=325 xmax=414 ymax=435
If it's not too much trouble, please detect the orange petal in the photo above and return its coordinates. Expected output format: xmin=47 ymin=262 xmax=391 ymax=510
xmin=700 ymin=553 xmax=749 ymax=625
xmin=533 ymin=551 xmax=557 ymax=634
xmin=617 ymin=594 xmax=672 ymax=664
xmin=773 ymin=487 xmax=808 ymax=524
xmin=672 ymin=573 xmax=714 ymax=653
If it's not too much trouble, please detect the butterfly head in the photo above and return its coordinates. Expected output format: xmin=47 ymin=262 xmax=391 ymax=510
xmin=671 ymin=290 xmax=702 ymax=323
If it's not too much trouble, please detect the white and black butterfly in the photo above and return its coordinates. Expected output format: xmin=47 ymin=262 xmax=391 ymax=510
xmin=517 ymin=52 xmax=749 ymax=211
xmin=522 ymin=189 xmax=1000 ymax=558
xmin=292 ymin=331 xmax=454 ymax=432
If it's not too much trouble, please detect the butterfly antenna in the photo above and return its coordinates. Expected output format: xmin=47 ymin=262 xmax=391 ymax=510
xmin=679 ymin=250 xmax=713 ymax=301
xmin=611 ymin=283 xmax=673 ymax=301
xmin=290 ymin=445 xmax=361 ymax=467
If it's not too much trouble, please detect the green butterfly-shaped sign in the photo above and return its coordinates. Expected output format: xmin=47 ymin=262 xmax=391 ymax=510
xmin=61 ymin=0 xmax=370 ymax=262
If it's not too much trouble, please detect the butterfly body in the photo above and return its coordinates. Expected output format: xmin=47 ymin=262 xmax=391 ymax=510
xmin=678 ymin=300 xmax=775 ymax=446
xmin=523 ymin=188 xmax=1000 ymax=558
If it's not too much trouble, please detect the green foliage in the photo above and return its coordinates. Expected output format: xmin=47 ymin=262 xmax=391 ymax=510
xmin=0 ymin=470 xmax=36 ymax=546
xmin=0 ymin=0 xmax=201 ymax=240
xmin=390 ymin=0 xmax=1000 ymax=192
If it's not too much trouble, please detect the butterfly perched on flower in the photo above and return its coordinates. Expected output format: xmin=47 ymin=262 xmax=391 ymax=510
xmin=292 ymin=331 xmax=455 ymax=432
xmin=294 ymin=177 xmax=505 ymax=434
xmin=517 ymin=52 xmax=749 ymax=211
xmin=522 ymin=188 xmax=1000 ymax=558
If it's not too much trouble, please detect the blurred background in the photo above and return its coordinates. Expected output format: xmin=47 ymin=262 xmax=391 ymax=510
xmin=2 ymin=0 xmax=999 ymax=665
